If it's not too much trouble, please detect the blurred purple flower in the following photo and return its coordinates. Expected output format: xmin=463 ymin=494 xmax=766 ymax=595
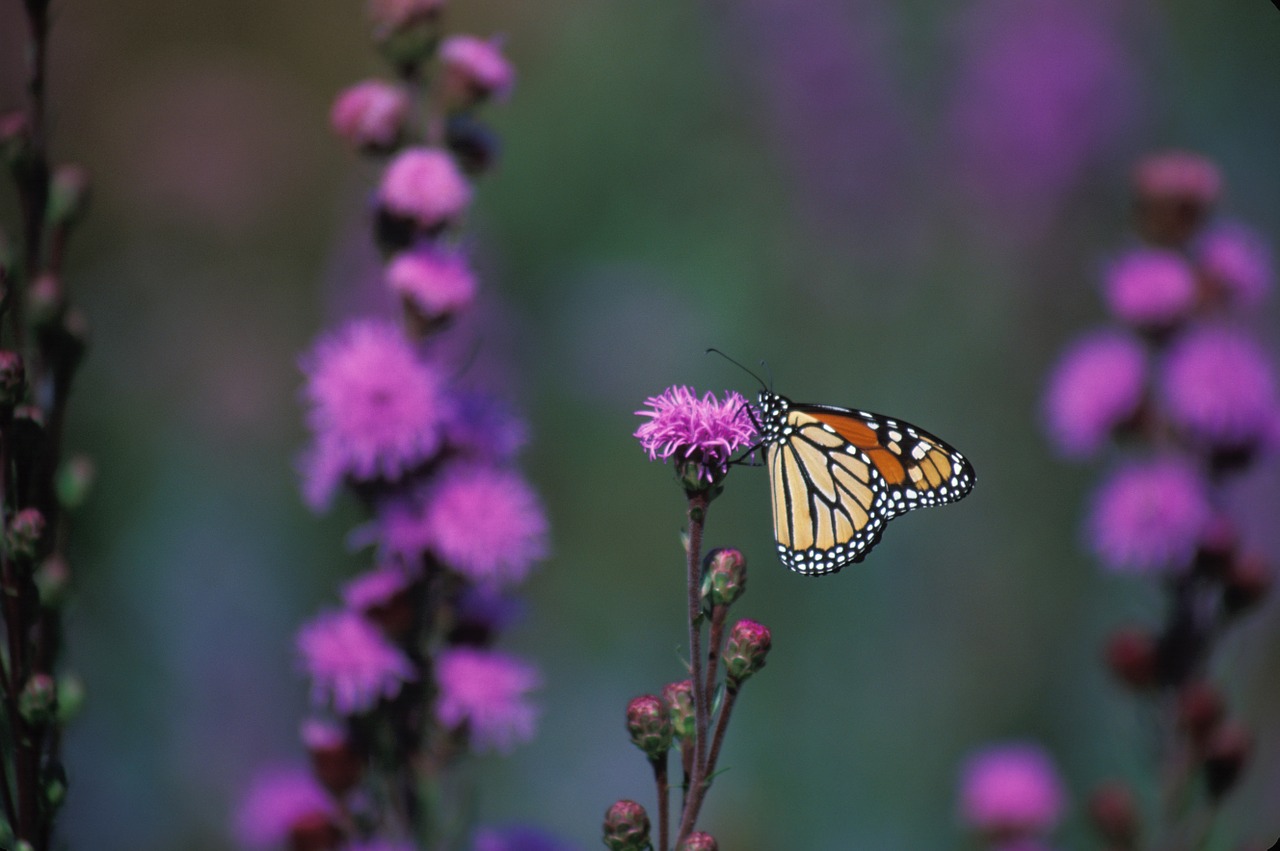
xmin=297 ymin=610 xmax=416 ymax=714
xmin=444 ymin=389 xmax=529 ymax=461
xmin=634 ymin=386 xmax=757 ymax=484
xmin=949 ymin=0 xmax=1138 ymax=235
xmin=474 ymin=824 xmax=582 ymax=851
xmin=300 ymin=319 xmax=450 ymax=509
xmin=958 ymin=742 xmax=1066 ymax=837
xmin=378 ymin=147 xmax=472 ymax=231
xmin=1088 ymin=458 xmax=1211 ymax=574
xmin=1196 ymin=222 xmax=1273 ymax=307
xmin=436 ymin=647 xmax=540 ymax=753
xmin=441 ymin=35 xmax=516 ymax=102
xmin=330 ymin=79 xmax=410 ymax=151
xmin=1159 ymin=326 xmax=1277 ymax=450
xmin=1133 ymin=150 xmax=1222 ymax=208
xmin=300 ymin=717 xmax=347 ymax=751
xmin=386 ymin=245 xmax=477 ymax=326
xmin=346 ymin=841 xmax=417 ymax=851
xmin=234 ymin=765 xmax=337 ymax=849
xmin=1103 ymin=248 xmax=1197 ymax=331
xmin=453 ymin=585 xmax=525 ymax=635
xmin=342 ymin=562 xmax=419 ymax=612
xmin=1042 ymin=331 xmax=1147 ymax=457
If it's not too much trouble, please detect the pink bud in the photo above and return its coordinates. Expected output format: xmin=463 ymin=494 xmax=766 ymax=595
xmin=330 ymin=80 xmax=411 ymax=152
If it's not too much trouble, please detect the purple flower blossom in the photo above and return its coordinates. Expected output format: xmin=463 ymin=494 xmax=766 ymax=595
xmin=378 ymin=147 xmax=472 ymax=231
xmin=958 ymin=743 xmax=1066 ymax=837
xmin=634 ymin=386 xmax=757 ymax=484
xmin=386 ymin=245 xmax=477 ymax=326
xmin=453 ymin=585 xmax=525 ymax=635
xmin=444 ymin=389 xmax=529 ymax=461
xmin=1159 ymin=326 xmax=1277 ymax=449
xmin=346 ymin=842 xmax=417 ymax=851
xmin=474 ymin=825 xmax=582 ymax=851
xmin=436 ymin=647 xmax=540 ymax=753
xmin=378 ymin=461 xmax=548 ymax=585
xmin=1196 ymin=222 xmax=1273 ymax=307
xmin=234 ymin=765 xmax=338 ymax=849
xmin=300 ymin=717 xmax=347 ymax=751
xmin=330 ymin=79 xmax=410 ymax=151
xmin=300 ymin=320 xmax=450 ymax=510
xmin=441 ymin=35 xmax=516 ymax=102
xmin=1103 ymin=248 xmax=1197 ymax=331
xmin=297 ymin=610 xmax=416 ymax=714
xmin=1088 ymin=458 xmax=1211 ymax=574
xmin=342 ymin=563 xmax=419 ymax=612
xmin=1042 ymin=331 xmax=1146 ymax=457
xmin=1133 ymin=150 xmax=1222 ymax=208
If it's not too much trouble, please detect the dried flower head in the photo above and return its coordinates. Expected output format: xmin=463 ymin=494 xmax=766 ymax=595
xmin=635 ymin=386 xmax=757 ymax=489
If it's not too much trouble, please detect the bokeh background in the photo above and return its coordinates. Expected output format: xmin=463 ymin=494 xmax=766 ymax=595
xmin=2 ymin=0 xmax=1280 ymax=848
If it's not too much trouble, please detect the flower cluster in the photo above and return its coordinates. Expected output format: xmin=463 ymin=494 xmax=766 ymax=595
xmin=1031 ymin=151 xmax=1276 ymax=846
xmin=607 ymin=395 xmax=773 ymax=850
xmin=237 ymin=7 xmax=569 ymax=849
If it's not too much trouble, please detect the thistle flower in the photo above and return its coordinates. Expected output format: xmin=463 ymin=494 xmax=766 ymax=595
xmin=234 ymin=765 xmax=339 ymax=849
xmin=1042 ymin=331 xmax=1146 ymax=457
xmin=635 ymin=386 xmax=757 ymax=489
xmin=297 ymin=609 xmax=416 ymax=715
xmin=958 ymin=743 xmax=1066 ymax=838
xmin=435 ymin=647 xmax=540 ymax=753
xmin=300 ymin=320 xmax=450 ymax=510
xmin=1158 ymin=325 xmax=1277 ymax=451
xmin=1103 ymin=248 xmax=1197 ymax=332
xmin=1088 ymin=458 xmax=1211 ymax=574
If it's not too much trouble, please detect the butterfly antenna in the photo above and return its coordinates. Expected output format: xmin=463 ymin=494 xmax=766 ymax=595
xmin=758 ymin=359 xmax=774 ymax=391
xmin=705 ymin=347 xmax=768 ymax=391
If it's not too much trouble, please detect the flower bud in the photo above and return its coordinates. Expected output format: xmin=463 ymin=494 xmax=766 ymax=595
xmin=6 ymin=507 xmax=46 ymax=563
xmin=288 ymin=810 xmax=343 ymax=851
xmin=722 ymin=619 xmax=771 ymax=684
xmin=0 ymin=349 xmax=25 ymax=410
xmin=19 ymin=673 xmax=56 ymax=725
xmin=302 ymin=719 xmax=364 ymax=796
xmin=368 ymin=0 xmax=444 ymax=70
xmin=0 ymin=111 xmax=32 ymax=169
xmin=1193 ymin=514 xmax=1237 ymax=577
xmin=46 ymin=164 xmax=91 ymax=228
xmin=44 ymin=762 xmax=67 ymax=810
xmin=626 ymin=694 xmax=672 ymax=760
xmin=28 ymin=273 xmax=64 ymax=328
xmin=1087 ymin=781 xmax=1139 ymax=847
xmin=1132 ymin=150 xmax=1221 ymax=247
xmin=662 ymin=679 xmax=695 ymax=740
xmin=1203 ymin=721 xmax=1251 ymax=800
xmin=56 ymin=675 xmax=85 ymax=724
xmin=1104 ymin=627 xmax=1158 ymax=690
xmin=603 ymin=799 xmax=650 ymax=851
xmin=1176 ymin=680 xmax=1224 ymax=745
xmin=34 ymin=555 xmax=71 ymax=608
xmin=701 ymin=548 xmax=746 ymax=607
xmin=1223 ymin=553 xmax=1271 ymax=617
xmin=440 ymin=35 xmax=515 ymax=109
xmin=330 ymin=80 xmax=411 ymax=153
xmin=56 ymin=454 xmax=95 ymax=510
xmin=445 ymin=114 xmax=501 ymax=175
xmin=376 ymin=147 xmax=472 ymax=250
xmin=677 ymin=832 xmax=719 ymax=851
xmin=386 ymin=245 xmax=476 ymax=335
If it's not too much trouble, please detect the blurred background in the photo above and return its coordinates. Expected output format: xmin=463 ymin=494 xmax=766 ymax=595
xmin=2 ymin=0 xmax=1280 ymax=848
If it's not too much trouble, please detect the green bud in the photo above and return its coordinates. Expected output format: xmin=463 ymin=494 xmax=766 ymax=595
xmin=28 ymin=273 xmax=64 ymax=329
xmin=626 ymin=695 xmax=672 ymax=760
xmin=46 ymin=164 xmax=91 ymax=228
xmin=56 ymin=454 xmax=95 ymax=510
xmin=16 ymin=841 xmax=35 ymax=851
xmin=603 ymin=799 xmax=650 ymax=851
xmin=19 ymin=673 xmax=56 ymax=724
xmin=57 ymin=675 xmax=86 ymax=724
xmin=45 ymin=773 xmax=67 ymax=810
xmin=722 ymin=619 xmax=772 ymax=684
xmin=701 ymin=548 xmax=747 ymax=607
xmin=661 ymin=679 xmax=695 ymax=740
xmin=35 ymin=555 xmax=71 ymax=608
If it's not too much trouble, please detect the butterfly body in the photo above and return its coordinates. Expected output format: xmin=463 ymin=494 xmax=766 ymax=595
xmin=757 ymin=390 xmax=975 ymax=575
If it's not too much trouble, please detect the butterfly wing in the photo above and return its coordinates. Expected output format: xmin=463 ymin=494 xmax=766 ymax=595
xmin=767 ymin=402 xmax=975 ymax=575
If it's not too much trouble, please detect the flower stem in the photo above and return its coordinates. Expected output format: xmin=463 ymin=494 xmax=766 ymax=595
xmin=704 ymin=681 xmax=739 ymax=784
xmin=704 ymin=605 xmax=727 ymax=715
xmin=676 ymin=491 xmax=709 ymax=843
xmin=651 ymin=753 xmax=670 ymax=851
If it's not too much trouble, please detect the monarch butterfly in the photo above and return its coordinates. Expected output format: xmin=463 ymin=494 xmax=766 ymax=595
xmin=756 ymin=389 xmax=976 ymax=575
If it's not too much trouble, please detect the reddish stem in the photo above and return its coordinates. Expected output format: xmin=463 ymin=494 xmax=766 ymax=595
xmin=675 ymin=492 xmax=709 ymax=843
xmin=651 ymin=754 xmax=670 ymax=851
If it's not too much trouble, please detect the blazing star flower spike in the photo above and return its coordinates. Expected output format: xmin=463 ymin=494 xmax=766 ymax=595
xmin=635 ymin=386 xmax=757 ymax=490
xmin=435 ymin=647 xmax=540 ymax=753
xmin=958 ymin=742 xmax=1067 ymax=838
xmin=296 ymin=609 xmax=416 ymax=715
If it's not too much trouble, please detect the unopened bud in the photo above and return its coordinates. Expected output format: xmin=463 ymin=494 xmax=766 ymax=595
xmin=6 ymin=507 xmax=46 ymax=563
xmin=1223 ymin=554 xmax=1271 ymax=617
xmin=47 ymin=164 xmax=92 ymax=228
xmin=1132 ymin=150 xmax=1221 ymax=246
xmin=1087 ymin=781 xmax=1139 ymax=847
xmin=701 ymin=548 xmax=747 ymax=607
xmin=330 ymin=80 xmax=410 ymax=153
xmin=0 ymin=111 xmax=32 ymax=168
xmin=677 ymin=832 xmax=719 ymax=851
xmin=1176 ymin=680 xmax=1225 ymax=745
xmin=44 ymin=763 xmax=67 ymax=810
xmin=440 ymin=35 xmax=515 ymax=109
xmin=57 ymin=675 xmax=85 ymax=724
xmin=603 ymin=799 xmax=650 ymax=851
xmin=303 ymin=718 xmax=364 ymax=795
xmin=1193 ymin=515 xmax=1237 ymax=577
xmin=28 ymin=273 xmax=64 ymax=328
xmin=19 ymin=673 xmax=56 ymax=724
xmin=0 ymin=349 xmax=25 ymax=409
xmin=722 ymin=619 xmax=772 ymax=684
xmin=288 ymin=810 xmax=342 ymax=851
xmin=34 ymin=555 xmax=71 ymax=608
xmin=1203 ymin=722 xmax=1251 ymax=800
xmin=1105 ymin=627 xmax=1158 ymax=690
xmin=57 ymin=454 xmax=95 ymax=510
xmin=662 ymin=679 xmax=695 ymax=740
xmin=626 ymin=694 xmax=672 ymax=760
xmin=369 ymin=0 xmax=444 ymax=71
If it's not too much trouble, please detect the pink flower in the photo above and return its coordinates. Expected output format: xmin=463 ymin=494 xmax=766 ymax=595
xmin=342 ymin=563 xmax=419 ymax=612
xmin=634 ymin=386 xmax=757 ymax=485
xmin=234 ymin=765 xmax=337 ymax=848
xmin=386 ymin=245 xmax=477 ymax=325
xmin=297 ymin=610 xmax=416 ymax=714
xmin=1088 ymin=458 xmax=1211 ymax=574
xmin=378 ymin=147 xmax=472 ymax=231
xmin=1133 ymin=150 xmax=1222 ymax=208
xmin=330 ymin=79 xmax=410 ymax=151
xmin=300 ymin=320 xmax=449 ymax=509
xmin=299 ymin=717 xmax=347 ymax=751
xmin=1103 ymin=248 xmax=1197 ymax=331
xmin=435 ymin=647 xmax=540 ymax=753
xmin=1159 ymin=326 xmax=1277 ymax=450
xmin=348 ymin=842 xmax=418 ymax=851
xmin=1196 ymin=222 xmax=1273 ymax=307
xmin=1042 ymin=331 xmax=1146 ymax=457
xmin=958 ymin=743 xmax=1066 ymax=837
xmin=441 ymin=35 xmax=516 ymax=103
